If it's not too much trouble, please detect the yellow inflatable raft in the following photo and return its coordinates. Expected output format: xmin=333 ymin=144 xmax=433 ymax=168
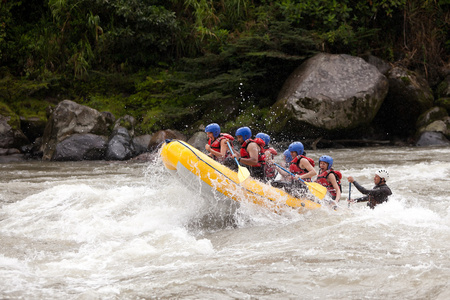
xmin=160 ymin=139 xmax=321 ymax=213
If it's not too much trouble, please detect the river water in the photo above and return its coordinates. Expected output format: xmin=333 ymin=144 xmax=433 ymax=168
xmin=1 ymin=145 xmax=449 ymax=299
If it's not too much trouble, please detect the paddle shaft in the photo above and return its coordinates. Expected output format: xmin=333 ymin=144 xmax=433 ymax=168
xmin=226 ymin=141 xmax=251 ymax=183
xmin=274 ymin=162 xmax=328 ymax=200
xmin=226 ymin=141 xmax=240 ymax=165
xmin=348 ymin=182 xmax=352 ymax=208
xmin=274 ymin=163 xmax=308 ymax=184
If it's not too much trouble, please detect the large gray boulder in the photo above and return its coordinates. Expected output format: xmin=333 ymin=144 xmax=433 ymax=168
xmin=416 ymin=131 xmax=450 ymax=146
xmin=0 ymin=115 xmax=29 ymax=149
xmin=53 ymin=133 xmax=108 ymax=161
xmin=148 ymin=129 xmax=186 ymax=150
xmin=422 ymin=119 xmax=450 ymax=136
xmin=113 ymin=115 xmax=136 ymax=137
xmin=133 ymin=134 xmax=152 ymax=154
xmin=268 ymin=53 xmax=389 ymax=137
xmin=105 ymin=127 xmax=136 ymax=161
xmin=187 ymin=131 xmax=208 ymax=151
xmin=41 ymin=100 xmax=112 ymax=160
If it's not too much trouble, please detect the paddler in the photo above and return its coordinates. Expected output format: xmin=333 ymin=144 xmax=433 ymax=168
xmin=231 ymin=126 xmax=266 ymax=181
xmin=255 ymin=132 xmax=278 ymax=181
xmin=277 ymin=142 xmax=316 ymax=182
xmin=272 ymin=142 xmax=316 ymax=199
xmin=283 ymin=149 xmax=292 ymax=168
xmin=204 ymin=123 xmax=234 ymax=162
xmin=347 ymin=169 xmax=392 ymax=209
xmin=315 ymin=155 xmax=342 ymax=202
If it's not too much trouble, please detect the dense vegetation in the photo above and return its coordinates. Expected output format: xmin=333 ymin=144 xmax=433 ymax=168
xmin=1 ymin=0 xmax=449 ymax=136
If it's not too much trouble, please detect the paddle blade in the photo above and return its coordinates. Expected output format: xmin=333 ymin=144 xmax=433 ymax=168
xmin=306 ymin=182 xmax=328 ymax=199
xmin=237 ymin=165 xmax=250 ymax=183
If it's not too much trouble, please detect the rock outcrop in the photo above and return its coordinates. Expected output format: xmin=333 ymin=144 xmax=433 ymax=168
xmin=148 ymin=129 xmax=186 ymax=150
xmin=40 ymin=100 xmax=112 ymax=160
xmin=268 ymin=53 xmax=389 ymax=137
xmin=52 ymin=133 xmax=108 ymax=161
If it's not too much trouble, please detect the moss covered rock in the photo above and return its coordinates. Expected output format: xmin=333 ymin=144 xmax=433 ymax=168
xmin=416 ymin=106 xmax=448 ymax=129
xmin=267 ymin=53 xmax=389 ymax=138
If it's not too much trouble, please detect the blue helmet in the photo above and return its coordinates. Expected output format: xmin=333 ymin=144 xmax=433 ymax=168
xmin=288 ymin=142 xmax=304 ymax=156
xmin=255 ymin=132 xmax=270 ymax=146
xmin=319 ymin=155 xmax=333 ymax=170
xmin=236 ymin=126 xmax=252 ymax=141
xmin=283 ymin=149 xmax=292 ymax=163
xmin=205 ymin=123 xmax=221 ymax=138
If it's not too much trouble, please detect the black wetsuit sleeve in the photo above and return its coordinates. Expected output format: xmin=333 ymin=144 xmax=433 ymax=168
xmin=353 ymin=181 xmax=392 ymax=203
xmin=352 ymin=181 xmax=370 ymax=195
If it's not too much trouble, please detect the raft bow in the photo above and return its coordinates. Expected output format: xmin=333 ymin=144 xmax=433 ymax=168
xmin=160 ymin=139 xmax=321 ymax=213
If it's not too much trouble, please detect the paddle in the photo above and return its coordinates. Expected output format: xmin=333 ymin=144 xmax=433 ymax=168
xmin=274 ymin=163 xmax=327 ymax=200
xmin=348 ymin=182 xmax=352 ymax=208
xmin=226 ymin=141 xmax=250 ymax=183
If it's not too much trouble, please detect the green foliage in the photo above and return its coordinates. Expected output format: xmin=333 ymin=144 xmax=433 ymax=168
xmin=0 ymin=71 xmax=53 ymax=126
xmin=82 ymin=94 xmax=129 ymax=118
xmin=9 ymin=99 xmax=50 ymax=122
xmin=224 ymin=106 xmax=270 ymax=134
xmin=0 ymin=101 xmax=20 ymax=129
xmin=95 ymin=0 xmax=178 ymax=67
xmin=74 ymin=68 xmax=199 ymax=133
xmin=139 ymin=109 xmax=166 ymax=132
xmin=137 ymin=105 xmax=200 ymax=134
xmin=0 ymin=1 xmax=21 ymax=63
xmin=275 ymin=0 xmax=407 ymax=54
xmin=3 ymin=1 xmax=179 ymax=78
xmin=0 ymin=73 xmax=50 ymax=104
xmin=0 ymin=0 xmax=448 ymax=136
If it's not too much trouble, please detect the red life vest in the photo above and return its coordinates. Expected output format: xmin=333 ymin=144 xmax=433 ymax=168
xmin=266 ymin=147 xmax=277 ymax=156
xmin=264 ymin=162 xmax=277 ymax=179
xmin=261 ymin=147 xmax=278 ymax=179
xmin=208 ymin=133 xmax=234 ymax=159
xmin=289 ymin=155 xmax=315 ymax=182
xmin=315 ymin=169 xmax=342 ymax=197
xmin=240 ymin=138 xmax=265 ymax=167
xmin=260 ymin=147 xmax=277 ymax=161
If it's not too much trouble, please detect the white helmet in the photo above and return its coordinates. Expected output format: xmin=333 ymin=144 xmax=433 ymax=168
xmin=375 ymin=169 xmax=389 ymax=180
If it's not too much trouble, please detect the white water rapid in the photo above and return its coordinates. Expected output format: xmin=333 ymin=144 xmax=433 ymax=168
xmin=1 ymin=146 xmax=449 ymax=299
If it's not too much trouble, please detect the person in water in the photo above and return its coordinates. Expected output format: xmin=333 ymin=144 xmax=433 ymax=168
xmin=347 ymin=169 xmax=392 ymax=209
xmin=255 ymin=132 xmax=278 ymax=181
xmin=315 ymin=155 xmax=342 ymax=202
xmin=231 ymin=126 xmax=266 ymax=181
xmin=204 ymin=123 xmax=234 ymax=162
